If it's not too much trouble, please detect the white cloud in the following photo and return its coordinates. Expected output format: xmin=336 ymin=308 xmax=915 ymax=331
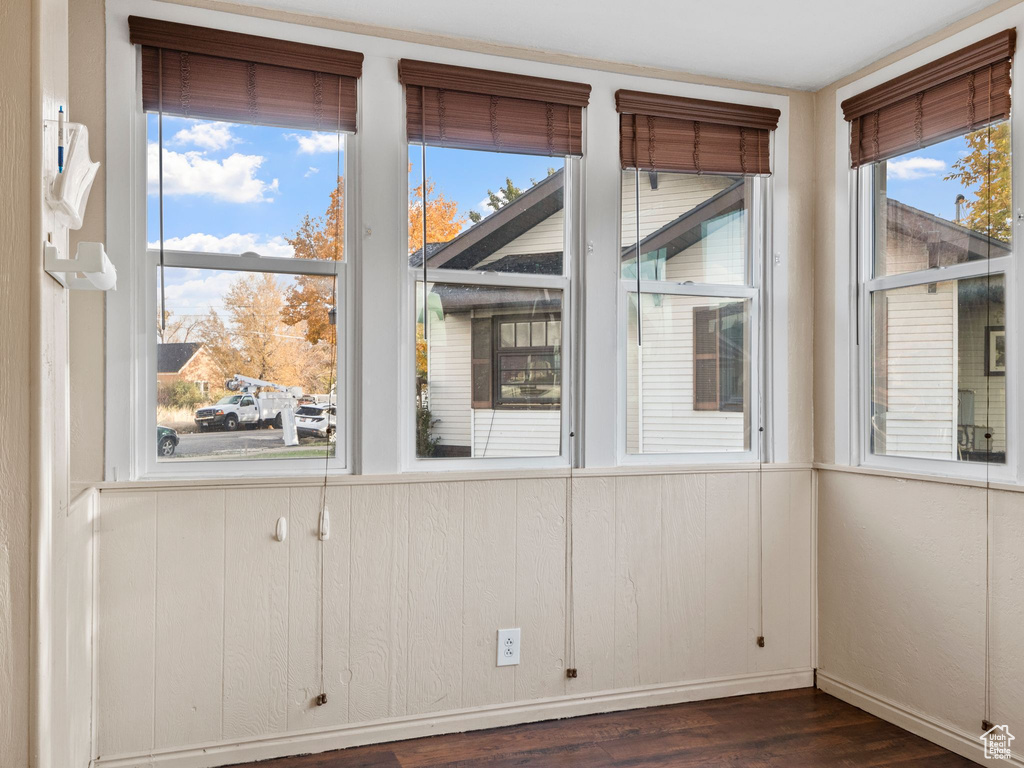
xmin=164 ymin=269 xmax=238 ymax=318
xmin=171 ymin=121 xmax=237 ymax=151
xmin=304 ymin=166 xmax=320 ymax=178
xmin=886 ymin=157 xmax=946 ymax=181
xmin=148 ymin=144 xmax=279 ymax=203
xmin=472 ymin=195 xmax=500 ymax=220
xmin=149 ymin=232 xmax=295 ymax=259
xmin=288 ymin=132 xmax=341 ymax=154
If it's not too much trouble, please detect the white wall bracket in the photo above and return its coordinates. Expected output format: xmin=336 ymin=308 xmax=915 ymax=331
xmin=44 ymin=241 xmax=117 ymax=291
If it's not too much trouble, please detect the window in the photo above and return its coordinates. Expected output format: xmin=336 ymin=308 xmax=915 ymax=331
xmin=400 ymin=59 xmax=588 ymax=464
xmin=843 ymin=30 xmax=1015 ymax=469
xmin=616 ymin=89 xmax=778 ymax=458
xmin=493 ymin=316 xmax=561 ymax=408
xmin=693 ymin=303 xmax=745 ymax=412
xmin=129 ymin=16 xmax=361 ymax=472
xmin=860 ymin=134 xmax=1009 ymax=464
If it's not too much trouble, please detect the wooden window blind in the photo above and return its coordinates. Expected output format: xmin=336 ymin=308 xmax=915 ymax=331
xmin=128 ymin=16 xmax=363 ymax=132
xmin=842 ymin=30 xmax=1015 ymax=168
xmin=616 ymin=90 xmax=780 ymax=175
xmin=399 ymin=59 xmax=591 ymax=156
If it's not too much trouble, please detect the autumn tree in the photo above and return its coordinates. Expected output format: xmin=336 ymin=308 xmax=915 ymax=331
xmin=282 ymin=177 xmax=344 ymax=346
xmin=197 ymin=272 xmax=332 ymax=392
xmin=945 ymin=122 xmax=1012 ymax=242
xmin=408 ymin=165 xmax=465 ymax=254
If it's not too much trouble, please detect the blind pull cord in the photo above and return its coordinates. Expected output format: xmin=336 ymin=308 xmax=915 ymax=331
xmin=981 ymin=93 xmax=994 ymax=733
xmin=314 ymin=102 xmax=344 ymax=710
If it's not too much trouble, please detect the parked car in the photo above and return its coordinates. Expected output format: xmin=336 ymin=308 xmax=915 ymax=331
xmin=194 ymin=393 xmax=294 ymax=431
xmin=157 ymin=425 xmax=179 ymax=457
xmin=295 ymin=404 xmax=337 ymax=439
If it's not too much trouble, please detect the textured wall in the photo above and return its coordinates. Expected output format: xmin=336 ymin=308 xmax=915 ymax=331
xmin=0 ymin=0 xmax=33 ymax=763
xmin=94 ymin=469 xmax=813 ymax=765
xmin=817 ymin=470 xmax=1024 ymax=749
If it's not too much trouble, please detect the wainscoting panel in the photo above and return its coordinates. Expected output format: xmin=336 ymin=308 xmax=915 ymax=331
xmin=94 ymin=469 xmax=813 ymax=766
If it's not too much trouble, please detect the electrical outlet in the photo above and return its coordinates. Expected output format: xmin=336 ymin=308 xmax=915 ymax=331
xmin=497 ymin=628 xmax=520 ymax=666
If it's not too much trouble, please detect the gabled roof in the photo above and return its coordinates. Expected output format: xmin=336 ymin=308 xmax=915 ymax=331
xmin=157 ymin=342 xmax=203 ymax=374
xmin=620 ymin=179 xmax=745 ymax=262
xmin=887 ymin=198 xmax=1012 ymax=261
xmin=410 ymin=168 xmax=564 ymax=272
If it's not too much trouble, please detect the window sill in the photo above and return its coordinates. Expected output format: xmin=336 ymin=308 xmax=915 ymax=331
xmin=814 ymin=461 xmax=1023 ymax=494
xmin=94 ymin=461 xmax=815 ymax=493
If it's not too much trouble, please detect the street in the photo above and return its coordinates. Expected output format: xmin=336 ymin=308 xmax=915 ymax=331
xmin=166 ymin=429 xmax=331 ymax=460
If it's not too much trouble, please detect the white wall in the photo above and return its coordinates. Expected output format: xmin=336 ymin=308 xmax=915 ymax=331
xmin=94 ymin=468 xmax=813 ymax=766
xmin=817 ymin=469 xmax=1024 ymax=763
xmin=1 ymin=0 xmax=77 ymax=766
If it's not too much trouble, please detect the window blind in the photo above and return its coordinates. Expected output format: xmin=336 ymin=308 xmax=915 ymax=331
xmin=616 ymin=90 xmax=780 ymax=175
xmin=399 ymin=59 xmax=591 ymax=156
xmin=129 ymin=16 xmax=363 ymax=132
xmin=842 ymin=29 xmax=1015 ymax=168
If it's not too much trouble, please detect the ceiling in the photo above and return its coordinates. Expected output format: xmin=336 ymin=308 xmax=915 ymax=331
xmin=240 ymin=0 xmax=1003 ymax=90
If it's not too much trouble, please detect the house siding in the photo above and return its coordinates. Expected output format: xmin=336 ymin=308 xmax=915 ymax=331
xmin=477 ymin=208 xmax=565 ymax=268
xmin=627 ymin=295 xmax=748 ymax=454
xmin=881 ymin=284 xmax=957 ymax=460
xmin=621 ymin=172 xmax=734 ymax=248
xmin=427 ymin=313 xmax=473 ymax=451
xmin=472 ymin=409 xmax=561 ymax=457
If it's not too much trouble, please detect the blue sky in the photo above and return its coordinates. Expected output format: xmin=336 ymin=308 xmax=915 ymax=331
xmin=883 ymin=132 xmax=983 ymax=221
xmin=409 ymin=145 xmax=562 ymax=224
xmin=148 ymin=115 xmax=559 ymax=255
xmin=148 ymin=116 xmax=557 ymax=320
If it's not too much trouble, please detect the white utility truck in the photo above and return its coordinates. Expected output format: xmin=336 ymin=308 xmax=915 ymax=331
xmin=194 ymin=374 xmax=302 ymax=432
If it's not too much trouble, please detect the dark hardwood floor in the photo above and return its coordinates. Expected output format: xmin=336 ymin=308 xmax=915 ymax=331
xmin=237 ymin=688 xmax=971 ymax=767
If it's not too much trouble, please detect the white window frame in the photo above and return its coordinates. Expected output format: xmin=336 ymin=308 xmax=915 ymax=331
xmin=616 ymin=172 xmax=772 ymax=466
xmin=400 ymin=150 xmax=582 ymax=472
xmin=105 ymin=22 xmax=356 ymax=481
xmin=834 ymin=10 xmax=1024 ymax=484
xmin=853 ymin=158 xmax=1017 ymax=483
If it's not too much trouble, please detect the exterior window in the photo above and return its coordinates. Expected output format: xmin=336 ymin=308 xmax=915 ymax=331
xmin=622 ymin=170 xmax=762 ymax=455
xmin=693 ymin=303 xmax=745 ymax=412
xmin=149 ymin=116 xmax=347 ymax=465
xmin=861 ymin=125 xmax=1010 ymax=464
xmin=493 ymin=317 xmax=561 ymax=408
xmin=410 ymin=145 xmax=572 ymax=461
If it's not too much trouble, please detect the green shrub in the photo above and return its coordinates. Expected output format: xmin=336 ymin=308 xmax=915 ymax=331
xmin=166 ymin=380 xmax=206 ymax=410
xmin=416 ymin=402 xmax=441 ymax=457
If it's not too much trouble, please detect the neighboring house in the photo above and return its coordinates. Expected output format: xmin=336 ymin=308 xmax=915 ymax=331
xmin=415 ymin=168 xmax=752 ymax=457
xmin=872 ymin=196 xmax=1009 ymax=461
xmin=157 ymin=342 xmax=224 ymax=396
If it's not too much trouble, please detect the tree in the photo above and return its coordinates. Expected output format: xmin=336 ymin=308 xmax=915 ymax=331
xmin=945 ymin=122 xmax=1012 ymax=243
xmin=158 ymin=309 xmax=203 ymax=344
xmin=282 ymin=178 xmax=344 ymax=346
xmin=467 ymin=169 xmax=557 ymax=223
xmin=408 ymin=165 xmax=465 ymax=253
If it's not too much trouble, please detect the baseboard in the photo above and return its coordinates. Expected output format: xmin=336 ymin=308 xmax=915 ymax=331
xmin=817 ymin=671 xmax=1024 ymax=767
xmin=93 ymin=668 xmax=812 ymax=768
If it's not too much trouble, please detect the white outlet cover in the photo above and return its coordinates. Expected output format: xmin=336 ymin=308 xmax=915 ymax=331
xmin=497 ymin=628 xmax=520 ymax=666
